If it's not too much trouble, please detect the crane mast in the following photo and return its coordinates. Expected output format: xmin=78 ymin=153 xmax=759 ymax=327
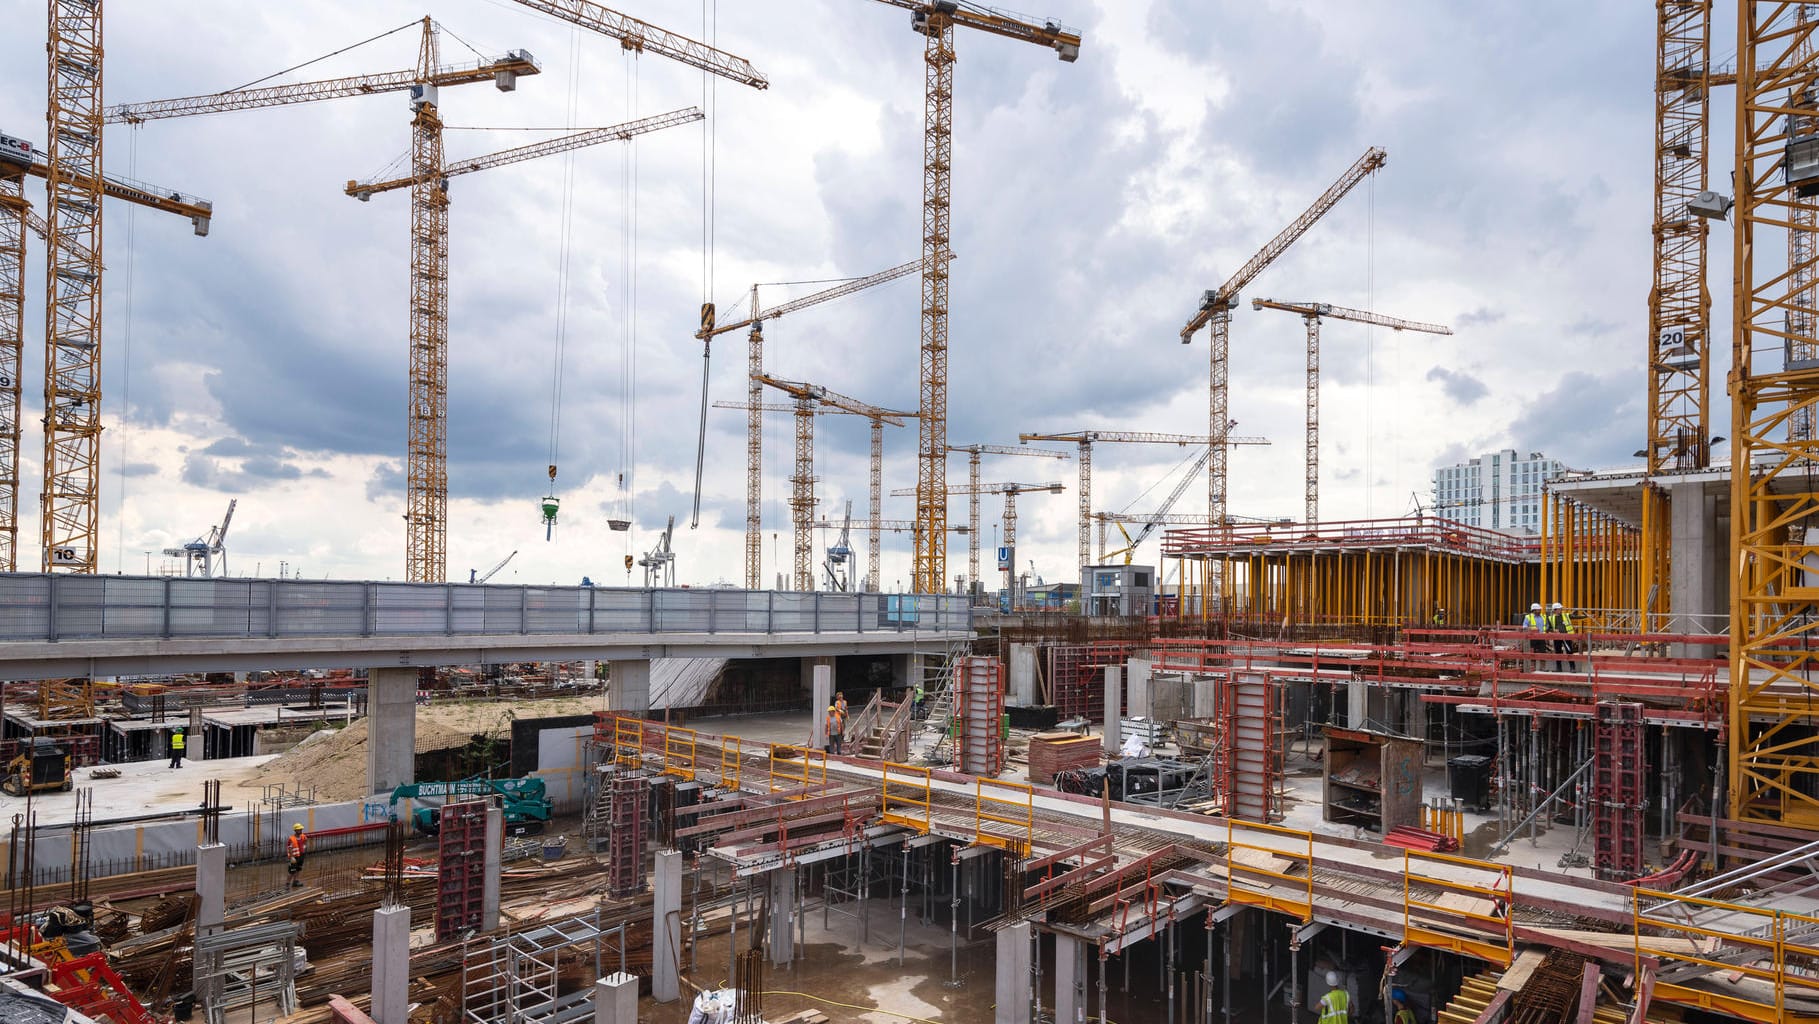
xmin=946 ymin=442 xmax=1068 ymax=591
xmin=0 ymin=155 xmax=24 ymax=571
xmin=1250 ymin=298 xmax=1451 ymax=525
xmin=1178 ymin=146 xmax=1384 ymax=609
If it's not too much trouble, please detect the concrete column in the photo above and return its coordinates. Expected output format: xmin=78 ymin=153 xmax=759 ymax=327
xmin=1008 ymin=644 xmax=1037 ymax=707
xmin=1103 ymin=667 xmax=1122 ymax=755
xmin=1347 ymin=678 xmax=1367 ymax=730
xmin=482 ymin=807 xmax=503 ymax=931
xmin=371 ymin=904 xmax=411 ymax=1024
xmin=809 ymin=661 xmax=834 ymax=748
xmin=768 ymin=866 xmax=796 ymax=966
xmin=1055 ymin=932 xmax=1086 ymax=1024
xmin=366 ymin=667 xmax=418 ymax=794
xmin=653 ymin=850 xmax=682 ymax=1002
xmin=608 ymin=659 xmax=651 ymax=714
xmin=195 ymin=843 xmax=226 ymax=936
xmin=593 ymin=973 xmax=638 ymax=1024
xmin=996 ymin=920 xmax=1032 ymax=1024
xmin=1125 ymin=658 xmax=1152 ymax=720
xmin=1668 ymin=481 xmax=1720 ymax=657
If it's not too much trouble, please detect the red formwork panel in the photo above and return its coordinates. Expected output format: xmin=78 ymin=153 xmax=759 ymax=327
xmin=435 ymin=800 xmax=488 ymax=940
xmin=1593 ymin=702 xmax=1645 ymax=881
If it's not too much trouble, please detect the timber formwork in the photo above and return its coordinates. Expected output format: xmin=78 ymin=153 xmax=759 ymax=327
xmin=436 ymin=800 xmax=488 ymax=940
xmin=1593 ymin=702 xmax=1645 ymax=881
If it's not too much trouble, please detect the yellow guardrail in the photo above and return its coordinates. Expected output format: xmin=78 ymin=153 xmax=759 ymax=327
xmin=881 ymin=762 xmax=932 ymax=833
xmin=1403 ymin=850 xmax=1513 ymax=966
xmin=663 ymin=725 xmax=697 ymax=781
xmin=1225 ymin=819 xmax=1314 ymax=921
xmin=614 ymin=716 xmax=644 ymax=770
xmin=1635 ymin=890 xmax=1819 ymax=1022
xmin=975 ymin=778 xmax=1034 ymax=858
xmin=719 ymin=734 xmax=744 ymax=791
xmin=768 ymin=743 xmax=827 ymax=794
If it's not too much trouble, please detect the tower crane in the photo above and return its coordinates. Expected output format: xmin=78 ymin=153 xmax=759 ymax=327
xmin=694 ymin=252 xmax=951 ymax=589
xmin=469 ymin=549 xmax=518 ymax=584
xmin=866 ymin=1 xmax=1081 ymax=595
xmin=1179 ymin=146 xmax=1386 ymax=604
xmin=757 ymin=375 xmax=912 ymax=592
xmin=0 ymin=134 xmax=213 ymax=573
xmin=1249 ymin=298 xmax=1451 ymax=525
xmin=946 ymin=442 xmax=1069 ymax=591
xmin=890 ymin=479 xmax=1064 ymax=596
xmin=1017 ymin=430 xmax=1270 ymax=578
xmin=1103 ymin=448 xmax=1208 ymax=565
xmin=714 ymin=394 xmax=915 ymax=593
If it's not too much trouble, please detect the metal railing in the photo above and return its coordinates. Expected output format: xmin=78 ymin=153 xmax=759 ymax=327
xmin=0 ymin=573 xmax=972 ymax=642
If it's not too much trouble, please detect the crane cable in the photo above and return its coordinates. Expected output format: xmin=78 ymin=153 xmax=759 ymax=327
xmin=619 ymin=52 xmax=642 ymax=561
xmin=545 ymin=28 xmax=583 ymax=516
xmin=689 ymin=0 xmax=719 ymax=530
xmin=115 ymin=127 xmax=140 ymax=572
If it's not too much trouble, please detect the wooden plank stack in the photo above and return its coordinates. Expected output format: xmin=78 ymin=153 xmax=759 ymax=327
xmin=1027 ymin=732 xmax=1100 ymax=785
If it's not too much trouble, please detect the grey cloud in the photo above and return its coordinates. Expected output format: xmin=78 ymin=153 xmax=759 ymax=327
xmin=1458 ymin=307 xmax=1505 ymax=327
xmin=1426 ymin=366 xmax=1489 ymax=405
xmin=1566 ymin=316 xmax=1620 ymax=337
xmin=119 ymin=461 xmax=161 ymax=478
xmin=1506 ymin=371 xmax=1642 ymax=468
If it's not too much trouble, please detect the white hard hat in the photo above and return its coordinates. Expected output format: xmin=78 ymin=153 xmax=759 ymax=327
xmin=1326 ymin=971 xmax=1340 ymax=987
xmin=1551 ymin=602 xmax=1563 ymax=610
xmin=1530 ymin=603 xmax=1541 ymax=611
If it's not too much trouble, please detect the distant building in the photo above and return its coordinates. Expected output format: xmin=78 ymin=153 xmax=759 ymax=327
xmin=1431 ymin=449 xmax=1566 ymax=534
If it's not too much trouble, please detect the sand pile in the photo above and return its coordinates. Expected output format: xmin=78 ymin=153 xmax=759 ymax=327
xmin=239 ymin=695 xmax=606 ymax=801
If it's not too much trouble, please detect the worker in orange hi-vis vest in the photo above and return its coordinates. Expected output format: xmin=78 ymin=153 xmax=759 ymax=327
xmin=286 ymin=824 xmax=308 ymax=889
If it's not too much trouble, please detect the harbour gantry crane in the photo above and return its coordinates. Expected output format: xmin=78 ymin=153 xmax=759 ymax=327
xmin=0 ymin=133 xmax=213 ymax=573
xmin=161 ymin=498 xmax=237 ymax=578
xmin=1017 ymin=430 xmax=1270 ymax=579
xmin=810 ymin=515 xmax=970 ymax=591
xmin=346 ymin=105 xmax=703 ymax=580
xmin=1728 ymin=4 xmax=1819 ymax=827
xmin=866 ymin=1 xmax=1080 ymax=595
xmin=694 ymin=253 xmax=950 ymax=590
xmin=757 ymin=375 xmax=912 ymax=592
xmin=469 ymin=549 xmax=518 ymax=584
xmin=945 ymin=442 xmax=1069 ymax=591
xmin=1179 ymin=146 xmax=1386 ymax=604
xmin=1249 ymin=299 xmax=1451 ymax=526
xmin=891 ymin=479 xmax=1063 ymax=595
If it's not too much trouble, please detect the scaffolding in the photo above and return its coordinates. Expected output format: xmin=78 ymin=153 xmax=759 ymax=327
xmin=436 ymin=800 xmax=488 ymax=940
xmin=460 ymin=913 xmax=609 ymax=1024
xmin=191 ymin=920 xmax=301 ymax=1024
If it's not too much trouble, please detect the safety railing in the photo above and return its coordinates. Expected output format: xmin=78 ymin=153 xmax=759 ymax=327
xmin=1634 ymin=889 xmax=1819 ymax=1023
xmin=767 ymin=744 xmax=826 ymax=794
xmin=613 ymin=717 xmax=644 ymax=770
xmin=1224 ymin=819 xmax=1314 ymax=921
xmin=1403 ymin=851 xmax=1513 ymax=966
xmin=974 ymin=779 xmax=1034 ymax=858
xmin=880 ymin=762 xmax=932 ymax=833
xmin=0 ymin=572 xmax=974 ymax=643
xmin=663 ymin=726 xmax=697 ymax=782
xmin=718 ymin=735 xmax=744 ymax=792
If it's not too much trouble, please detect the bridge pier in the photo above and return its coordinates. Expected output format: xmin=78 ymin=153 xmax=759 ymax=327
xmin=608 ymin=659 xmax=651 ymax=714
xmin=366 ymin=667 xmax=417 ymax=795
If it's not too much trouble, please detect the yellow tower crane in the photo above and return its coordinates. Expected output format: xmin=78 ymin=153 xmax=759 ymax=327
xmin=756 ymin=375 xmax=912 ymax=592
xmin=891 ymin=479 xmax=1063 ymax=599
xmin=946 ymin=443 xmax=1069 ymax=591
xmin=867 ymin=1 xmax=1081 ymax=595
xmin=694 ymin=253 xmax=950 ymax=589
xmin=713 ymin=396 xmax=915 ymax=593
xmin=1179 ymin=147 xmax=1385 ymax=604
xmin=0 ymin=136 xmax=212 ymax=572
xmin=1728 ymin=4 xmax=1819 ymax=827
xmin=1016 ymin=430 xmax=1270 ymax=580
xmin=1248 ymin=298 xmax=1452 ymax=526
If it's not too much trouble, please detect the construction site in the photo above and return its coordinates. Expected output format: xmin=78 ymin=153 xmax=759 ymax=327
xmin=2 ymin=2 xmax=1819 ymax=1024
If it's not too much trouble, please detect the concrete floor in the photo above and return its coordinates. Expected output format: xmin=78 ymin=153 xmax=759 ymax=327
xmin=18 ymin=753 xmax=278 ymax=825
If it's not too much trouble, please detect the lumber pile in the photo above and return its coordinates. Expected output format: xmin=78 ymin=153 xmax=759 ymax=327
xmin=1027 ymin=732 xmax=1099 ymax=785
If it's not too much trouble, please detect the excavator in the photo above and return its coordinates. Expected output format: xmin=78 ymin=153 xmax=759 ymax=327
xmin=387 ymin=777 xmax=552 ymax=836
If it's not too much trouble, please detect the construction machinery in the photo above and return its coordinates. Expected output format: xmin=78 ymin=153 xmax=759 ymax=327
xmin=469 ymin=550 xmax=518 ymax=584
xmin=1248 ymin=299 xmax=1451 ymax=525
xmin=756 ymin=375 xmax=913 ymax=591
xmin=161 ymin=499 xmax=236 ymax=578
xmin=1 ymin=738 xmax=74 ymax=796
xmin=1178 ymin=146 xmax=1385 ymax=607
xmin=695 ymin=253 xmax=948 ymax=588
xmin=388 ymin=777 xmax=552 ymax=836
xmin=946 ymin=443 xmax=1069 ymax=591
xmin=864 ymin=2 xmax=1080 ymax=594
xmin=1104 ymin=447 xmax=1211 ymax=565
xmin=1017 ymin=430 xmax=1269 ymax=578
xmin=824 ymin=501 xmax=855 ymax=591
xmin=639 ymin=516 xmax=677 ymax=588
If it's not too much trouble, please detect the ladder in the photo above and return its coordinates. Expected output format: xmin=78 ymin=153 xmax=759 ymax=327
xmin=912 ymin=641 xmax=968 ymax=764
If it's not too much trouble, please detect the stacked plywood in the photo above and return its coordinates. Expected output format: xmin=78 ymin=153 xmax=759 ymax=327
xmin=1028 ymin=731 xmax=1100 ymax=785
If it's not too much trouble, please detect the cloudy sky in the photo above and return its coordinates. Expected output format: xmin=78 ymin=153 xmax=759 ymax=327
xmin=0 ymin=2 xmax=1685 ymax=588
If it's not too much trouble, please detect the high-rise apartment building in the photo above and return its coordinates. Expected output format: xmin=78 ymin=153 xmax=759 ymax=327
xmin=1431 ymin=449 xmax=1566 ymax=534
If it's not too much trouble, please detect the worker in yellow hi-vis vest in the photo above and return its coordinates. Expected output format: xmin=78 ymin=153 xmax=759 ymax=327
xmin=168 ymin=729 xmax=186 ymax=769
xmin=1548 ymin=601 xmax=1577 ymax=672
xmin=1318 ymin=972 xmax=1350 ymax=1024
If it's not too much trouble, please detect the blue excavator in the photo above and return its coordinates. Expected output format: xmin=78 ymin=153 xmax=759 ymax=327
xmin=387 ymin=777 xmax=552 ymax=837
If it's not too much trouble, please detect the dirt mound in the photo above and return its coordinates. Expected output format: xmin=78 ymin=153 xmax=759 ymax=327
xmin=239 ymin=695 xmax=606 ymax=802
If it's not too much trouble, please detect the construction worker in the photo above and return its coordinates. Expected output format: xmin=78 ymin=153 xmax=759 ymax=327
xmin=1390 ymin=989 xmax=1418 ymax=1024
xmin=1318 ymin=971 xmax=1350 ymax=1024
xmin=913 ymin=683 xmax=926 ymax=720
xmin=286 ymin=824 xmax=308 ymax=889
xmin=824 ymin=705 xmax=843 ymax=756
xmin=1522 ymin=602 xmax=1549 ymax=670
xmin=1432 ymin=607 xmax=1447 ymax=627
xmin=168 ymin=728 xmax=185 ymax=769
xmin=1548 ymin=601 xmax=1577 ymax=672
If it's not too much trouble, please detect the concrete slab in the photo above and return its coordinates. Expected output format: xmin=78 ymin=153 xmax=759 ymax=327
xmin=19 ymin=753 xmax=278 ymax=825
